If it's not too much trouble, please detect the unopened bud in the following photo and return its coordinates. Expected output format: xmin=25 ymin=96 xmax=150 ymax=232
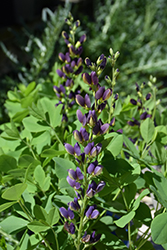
xmin=109 ymin=48 xmax=114 ymax=57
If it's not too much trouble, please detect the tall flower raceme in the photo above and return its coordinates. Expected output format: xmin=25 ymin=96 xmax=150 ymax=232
xmin=53 ymin=13 xmax=86 ymax=127
xmin=59 ymin=52 xmax=121 ymax=250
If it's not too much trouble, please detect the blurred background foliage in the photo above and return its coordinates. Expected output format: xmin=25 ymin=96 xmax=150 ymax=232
xmin=0 ymin=0 xmax=167 ymax=122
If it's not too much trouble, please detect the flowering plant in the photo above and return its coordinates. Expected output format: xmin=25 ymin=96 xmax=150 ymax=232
xmin=0 ymin=12 xmax=167 ymax=250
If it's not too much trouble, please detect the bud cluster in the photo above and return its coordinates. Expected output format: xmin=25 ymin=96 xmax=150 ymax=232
xmin=128 ymin=82 xmax=153 ymax=126
xmin=54 ymin=13 xmax=86 ymax=124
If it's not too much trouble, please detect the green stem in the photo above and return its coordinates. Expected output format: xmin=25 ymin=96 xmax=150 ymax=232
xmin=76 ymin=195 xmax=88 ymax=250
xmin=18 ymin=200 xmax=33 ymax=221
xmin=20 ymin=138 xmax=38 ymax=160
xmin=0 ymin=229 xmax=19 ymax=245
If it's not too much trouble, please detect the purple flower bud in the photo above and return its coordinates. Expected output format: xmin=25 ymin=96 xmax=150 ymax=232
xmin=91 ymin=209 xmax=100 ymax=219
xmin=82 ymin=232 xmax=91 ymax=243
xmin=87 ymin=110 xmax=97 ymax=127
xmin=90 ymin=231 xmax=101 ymax=243
xmin=65 ymin=52 xmax=71 ymax=63
xmin=82 ymin=72 xmax=91 ymax=85
xmin=74 ymin=66 xmax=83 ymax=75
xmin=56 ymin=69 xmax=66 ymax=78
xmin=85 ymin=57 xmax=92 ymax=67
xmin=79 ymin=34 xmax=86 ymax=44
xmin=130 ymin=99 xmax=137 ymax=105
xmin=76 ymin=46 xmax=83 ymax=55
xmin=76 ymin=110 xmax=87 ymax=126
xmin=91 ymin=71 xmax=99 ymax=85
xmin=59 ymin=84 xmax=65 ymax=94
xmin=76 ymin=94 xmax=85 ymax=107
xmin=100 ymin=57 xmax=107 ymax=69
xmin=103 ymin=89 xmax=112 ymax=101
xmin=62 ymin=31 xmax=69 ymax=40
xmin=58 ymin=53 xmax=66 ymax=62
xmin=62 ymin=114 xmax=68 ymax=122
xmin=76 ymin=167 xmax=84 ymax=180
xmin=96 ymin=181 xmax=105 ymax=193
xmin=64 ymin=221 xmax=75 ymax=234
xmin=100 ymin=123 xmax=109 ymax=134
xmin=73 ymin=130 xmax=82 ymax=143
xmin=140 ymin=112 xmax=147 ymax=120
xmin=59 ymin=207 xmax=74 ymax=220
xmin=84 ymin=94 xmax=91 ymax=108
xmin=85 ymin=206 xmax=95 ymax=218
xmin=67 ymin=169 xmax=77 ymax=180
xmin=84 ymin=142 xmax=94 ymax=155
xmin=74 ymin=142 xmax=81 ymax=156
xmin=77 ymin=58 xmax=83 ymax=67
xmin=110 ymin=117 xmax=115 ymax=126
xmin=68 ymin=197 xmax=80 ymax=211
xmin=67 ymin=176 xmax=81 ymax=189
xmin=114 ymin=93 xmax=119 ymax=100
xmin=90 ymin=143 xmax=102 ymax=157
xmin=87 ymin=160 xmax=98 ymax=174
xmin=59 ymin=207 xmax=68 ymax=219
xmin=75 ymin=20 xmax=80 ymax=27
xmin=95 ymin=87 xmax=105 ymax=100
xmin=135 ymin=83 xmax=140 ymax=92
xmin=65 ymin=79 xmax=73 ymax=87
xmin=146 ymin=93 xmax=151 ymax=100
xmin=80 ymin=127 xmax=89 ymax=141
xmin=64 ymin=143 xmax=74 ymax=155
xmin=94 ymin=165 xmax=103 ymax=176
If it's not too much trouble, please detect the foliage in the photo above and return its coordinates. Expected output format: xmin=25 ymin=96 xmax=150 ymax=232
xmin=0 ymin=8 xmax=167 ymax=250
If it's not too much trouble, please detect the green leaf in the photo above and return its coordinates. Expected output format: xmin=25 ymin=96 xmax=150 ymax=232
xmin=41 ymin=149 xmax=66 ymax=158
xmin=28 ymin=102 xmax=46 ymax=120
xmin=135 ymin=202 xmax=152 ymax=227
xmin=123 ymin=135 xmax=140 ymax=158
xmin=31 ymin=131 xmax=51 ymax=154
xmin=34 ymin=205 xmax=48 ymax=221
xmin=2 ymin=183 xmax=27 ymax=201
xmin=140 ymin=118 xmax=155 ymax=143
xmin=24 ymin=82 xmax=36 ymax=96
xmin=107 ymin=134 xmax=123 ymax=157
xmin=150 ymin=171 xmax=167 ymax=209
xmin=0 ymin=216 xmax=28 ymax=234
xmin=27 ymin=221 xmax=50 ymax=233
xmin=47 ymin=207 xmax=60 ymax=226
xmin=0 ymin=155 xmax=17 ymax=173
xmin=115 ymin=210 xmax=135 ymax=228
xmin=34 ymin=165 xmax=45 ymax=185
xmin=132 ymin=189 xmax=150 ymax=211
xmin=12 ymin=110 xmax=29 ymax=123
xmin=3 ymin=124 xmax=19 ymax=139
xmin=0 ymin=201 xmax=17 ymax=212
xmin=53 ymin=157 xmax=76 ymax=179
xmin=22 ymin=116 xmax=50 ymax=132
xmin=39 ymin=98 xmax=63 ymax=128
xmin=151 ymin=213 xmax=167 ymax=244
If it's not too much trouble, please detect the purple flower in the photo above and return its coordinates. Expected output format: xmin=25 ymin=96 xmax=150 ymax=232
xmin=87 ymin=110 xmax=97 ymax=127
xmin=82 ymin=72 xmax=92 ymax=85
xmin=85 ymin=205 xmax=99 ymax=219
xmin=64 ymin=143 xmax=74 ymax=155
xmin=59 ymin=207 xmax=74 ymax=220
xmin=130 ymin=99 xmax=137 ymax=105
xmin=64 ymin=221 xmax=75 ymax=234
xmin=79 ymin=34 xmax=86 ymax=44
xmin=91 ymin=71 xmax=99 ymax=85
xmin=76 ymin=110 xmax=87 ymax=126
xmin=87 ymin=160 xmax=103 ymax=176
xmin=95 ymin=87 xmax=105 ymax=100
xmin=103 ymin=89 xmax=112 ymax=101
xmin=86 ymin=180 xmax=105 ymax=198
xmin=56 ymin=69 xmax=66 ymax=78
xmin=76 ymin=95 xmax=85 ymax=107
xmin=67 ymin=176 xmax=81 ymax=190
xmin=90 ymin=231 xmax=101 ymax=243
xmin=68 ymin=197 xmax=80 ymax=211
xmin=58 ymin=52 xmax=66 ymax=62
xmin=146 ymin=93 xmax=151 ymax=100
